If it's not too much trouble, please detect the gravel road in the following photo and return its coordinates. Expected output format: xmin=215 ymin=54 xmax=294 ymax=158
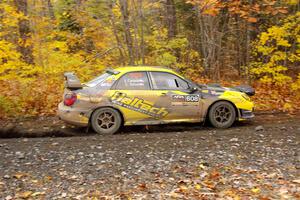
xmin=0 ymin=113 xmax=299 ymax=199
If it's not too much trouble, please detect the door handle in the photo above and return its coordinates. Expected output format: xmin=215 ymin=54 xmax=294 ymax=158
xmin=161 ymin=92 xmax=167 ymax=96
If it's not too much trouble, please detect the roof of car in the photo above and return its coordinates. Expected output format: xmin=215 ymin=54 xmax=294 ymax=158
xmin=114 ymin=66 xmax=175 ymax=73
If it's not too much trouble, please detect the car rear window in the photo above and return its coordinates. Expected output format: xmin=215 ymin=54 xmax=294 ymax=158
xmin=85 ymin=73 xmax=113 ymax=88
xmin=115 ymin=72 xmax=150 ymax=90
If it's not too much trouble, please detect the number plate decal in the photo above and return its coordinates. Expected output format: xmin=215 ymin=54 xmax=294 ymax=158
xmin=172 ymin=95 xmax=200 ymax=106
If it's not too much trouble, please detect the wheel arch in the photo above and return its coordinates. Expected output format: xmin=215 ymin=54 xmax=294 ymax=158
xmin=88 ymin=106 xmax=125 ymax=126
xmin=205 ymin=99 xmax=240 ymax=121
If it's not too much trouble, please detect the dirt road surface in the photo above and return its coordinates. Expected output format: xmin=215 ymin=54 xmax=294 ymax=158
xmin=0 ymin=113 xmax=300 ymax=199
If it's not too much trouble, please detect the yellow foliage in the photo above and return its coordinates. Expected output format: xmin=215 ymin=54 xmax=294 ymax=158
xmin=250 ymin=12 xmax=300 ymax=86
xmin=145 ymin=27 xmax=203 ymax=76
xmin=291 ymin=74 xmax=300 ymax=92
xmin=0 ymin=0 xmax=113 ymax=118
xmin=0 ymin=2 xmax=23 ymax=28
xmin=284 ymin=0 xmax=299 ymax=5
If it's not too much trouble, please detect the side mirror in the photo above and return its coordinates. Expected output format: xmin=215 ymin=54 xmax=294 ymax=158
xmin=188 ymin=87 xmax=198 ymax=94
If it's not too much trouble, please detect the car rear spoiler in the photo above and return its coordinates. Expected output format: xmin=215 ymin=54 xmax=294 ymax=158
xmin=64 ymin=72 xmax=82 ymax=90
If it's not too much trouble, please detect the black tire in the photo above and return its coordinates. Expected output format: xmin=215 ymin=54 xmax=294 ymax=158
xmin=91 ymin=107 xmax=122 ymax=134
xmin=208 ymin=101 xmax=236 ymax=128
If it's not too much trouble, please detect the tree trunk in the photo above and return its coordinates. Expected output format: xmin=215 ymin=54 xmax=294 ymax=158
xmin=165 ymin=0 xmax=177 ymax=39
xmin=47 ymin=0 xmax=55 ymax=20
xmin=138 ymin=0 xmax=145 ymax=65
xmin=131 ymin=0 xmax=140 ymax=63
xmin=119 ymin=0 xmax=135 ymax=65
xmin=14 ymin=0 xmax=34 ymax=64
xmin=196 ymin=12 xmax=222 ymax=79
xmin=108 ymin=1 xmax=125 ymax=65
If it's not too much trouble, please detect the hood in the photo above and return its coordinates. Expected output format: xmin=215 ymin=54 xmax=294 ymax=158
xmin=200 ymin=83 xmax=255 ymax=96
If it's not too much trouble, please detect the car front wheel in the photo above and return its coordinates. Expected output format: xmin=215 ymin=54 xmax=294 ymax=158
xmin=208 ymin=101 xmax=236 ymax=128
xmin=91 ymin=107 xmax=122 ymax=134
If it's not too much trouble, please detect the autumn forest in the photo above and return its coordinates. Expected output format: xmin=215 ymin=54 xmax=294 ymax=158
xmin=0 ymin=0 xmax=299 ymax=118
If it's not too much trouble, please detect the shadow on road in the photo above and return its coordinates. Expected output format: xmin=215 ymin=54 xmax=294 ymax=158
xmin=0 ymin=118 xmax=254 ymax=139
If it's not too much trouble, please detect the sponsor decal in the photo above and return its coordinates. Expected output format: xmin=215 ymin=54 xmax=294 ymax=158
xmin=77 ymin=93 xmax=102 ymax=103
xmin=128 ymin=72 xmax=143 ymax=78
xmin=172 ymin=94 xmax=200 ymax=106
xmin=77 ymin=93 xmax=90 ymax=101
xmin=110 ymin=92 xmax=169 ymax=118
xmin=90 ymin=96 xmax=102 ymax=103
xmin=126 ymin=79 xmax=145 ymax=87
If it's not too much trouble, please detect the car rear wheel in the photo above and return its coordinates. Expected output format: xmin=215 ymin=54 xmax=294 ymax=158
xmin=91 ymin=108 xmax=122 ymax=134
xmin=208 ymin=101 xmax=236 ymax=128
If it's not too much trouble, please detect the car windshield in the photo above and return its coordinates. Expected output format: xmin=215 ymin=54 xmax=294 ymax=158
xmin=85 ymin=73 xmax=112 ymax=87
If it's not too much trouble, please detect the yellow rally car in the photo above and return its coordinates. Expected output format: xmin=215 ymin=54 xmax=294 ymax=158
xmin=58 ymin=66 xmax=254 ymax=134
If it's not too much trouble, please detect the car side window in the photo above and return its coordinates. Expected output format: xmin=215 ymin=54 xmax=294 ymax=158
xmin=115 ymin=72 xmax=150 ymax=90
xmin=150 ymin=72 xmax=189 ymax=90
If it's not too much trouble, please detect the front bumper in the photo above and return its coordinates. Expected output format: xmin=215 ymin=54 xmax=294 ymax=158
xmin=57 ymin=102 xmax=89 ymax=127
xmin=240 ymin=109 xmax=255 ymax=119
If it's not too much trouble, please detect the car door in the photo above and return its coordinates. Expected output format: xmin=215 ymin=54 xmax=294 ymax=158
xmin=109 ymin=71 xmax=167 ymax=125
xmin=147 ymin=71 xmax=202 ymax=123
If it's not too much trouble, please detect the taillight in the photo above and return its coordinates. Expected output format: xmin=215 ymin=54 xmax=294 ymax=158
xmin=64 ymin=93 xmax=77 ymax=106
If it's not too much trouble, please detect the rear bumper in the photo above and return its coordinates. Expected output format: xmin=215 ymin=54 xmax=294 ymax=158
xmin=57 ymin=102 xmax=89 ymax=127
xmin=239 ymin=109 xmax=255 ymax=119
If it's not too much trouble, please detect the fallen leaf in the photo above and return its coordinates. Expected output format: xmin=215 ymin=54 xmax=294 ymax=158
xmin=278 ymin=8 xmax=288 ymax=14
xmin=199 ymin=164 xmax=206 ymax=170
xmin=18 ymin=191 xmax=32 ymax=199
xmin=221 ymin=189 xmax=240 ymax=199
xmin=13 ymin=173 xmax=27 ymax=179
xmin=178 ymin=185 xmax=188 ymax=193
xmin=31 ymin=192 xmax=45 ymax=197
xmin=247 ymin=17 xmax=258 ymax=23
xmin=195 ymin=184 xmax=201 ymax=190
xmin=177 ymin=180 xmax=189 ymax=185
xmin=44 ymin=176 xmax=52 ymax=181
xmin=166 ymin=191 xmax=179 ymax=198
xmin=31 ymin=179 xmax=38 ymax=183
xmin=209 ymin=170 xmax=220 ymax=179
xmin=260 ymin=197 xmax=271 ymax=200
xmin=138 ymin=183 xmax=147 ymax=190
xmin=203 ymin=181 xmax=216 ymax=190
xmin=251 ymin=187 xmax=260 ymax=194
xmin=292 ymin=179 xmax=300 ymax=184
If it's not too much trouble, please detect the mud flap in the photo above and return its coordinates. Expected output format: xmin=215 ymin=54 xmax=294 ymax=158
xmin=85 ymin=121 xmax=91 ymax=133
